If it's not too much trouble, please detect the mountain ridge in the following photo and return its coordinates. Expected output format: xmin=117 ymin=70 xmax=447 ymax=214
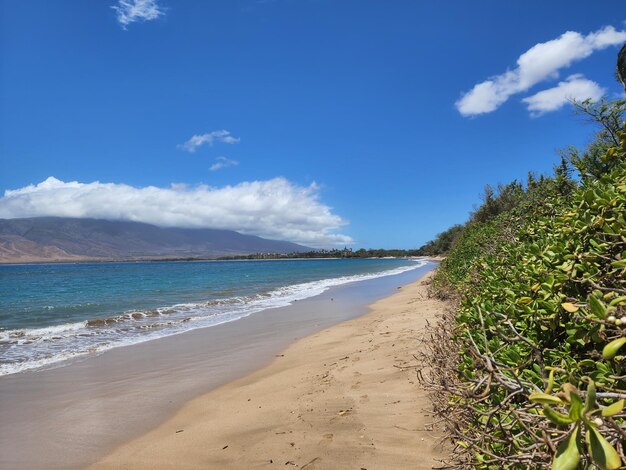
xmin=0 ymin=217 xmax=311 ymax=263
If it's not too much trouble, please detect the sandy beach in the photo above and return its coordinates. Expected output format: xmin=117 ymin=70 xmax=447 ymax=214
xmin=90 ymin=271 xmax=448 ymax=470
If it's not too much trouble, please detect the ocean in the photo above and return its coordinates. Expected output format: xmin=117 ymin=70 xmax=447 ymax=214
xmin=0 ymin=258 xmax=429 ymax=376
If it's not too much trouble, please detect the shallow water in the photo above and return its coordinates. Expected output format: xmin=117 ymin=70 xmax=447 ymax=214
xmin=0 ymin=258 xmax=425 ymax=375
xmin=0 ymin=262 xmax=435 ymax=469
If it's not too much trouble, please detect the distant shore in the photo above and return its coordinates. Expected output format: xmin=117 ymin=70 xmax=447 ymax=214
xmin=90 ymin=271 xmax=448 ymax=469
xmin=0 ymin=255 xmax=436 ymax=266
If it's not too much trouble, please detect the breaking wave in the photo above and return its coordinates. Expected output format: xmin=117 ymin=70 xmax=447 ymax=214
xmin=0 ymin=260 xmax=428 ymax=376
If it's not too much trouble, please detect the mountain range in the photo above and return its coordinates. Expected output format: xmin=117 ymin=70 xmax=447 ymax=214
xmin=0 ymin=217 xmax=310 ymax=263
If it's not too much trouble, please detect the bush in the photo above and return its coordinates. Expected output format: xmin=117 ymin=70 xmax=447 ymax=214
xmin=433 ymin=126 xmax=626 ymax=468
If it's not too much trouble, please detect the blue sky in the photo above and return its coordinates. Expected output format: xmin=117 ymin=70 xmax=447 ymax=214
xmin=1 ymin=1 xmax=625 ymax=248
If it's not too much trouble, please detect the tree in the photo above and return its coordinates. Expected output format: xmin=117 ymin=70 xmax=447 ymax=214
xmin=564 ymin=98 xmax=626 ymax=180
xmin=618 ymin=43 xmax=626 ymax=91
xmin=470 ymin=181 xmax=525 ymax=224
xmin=554 ymin=155 xmax=576 ymax=196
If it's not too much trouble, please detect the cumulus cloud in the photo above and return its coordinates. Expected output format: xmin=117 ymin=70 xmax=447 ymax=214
xmin=112 ymin=0 xmax=164 ymax=29
xmin=179 ymin=130 xmax=240 ymax=153
xmin=522 ymin=74 xmax=605 ymax=116
xmin=456 ymin=25 xmax=626 ymax=116
xmin=209 ymin=156 xmax=239 ymax=172
xmin=0 ymin=177 xmax=352 ymax=247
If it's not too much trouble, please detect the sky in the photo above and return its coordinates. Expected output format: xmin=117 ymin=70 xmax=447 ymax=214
xmin=1 ymin=1 xmax=625 ymax=248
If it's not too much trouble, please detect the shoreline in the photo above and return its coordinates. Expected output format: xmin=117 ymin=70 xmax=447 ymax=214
xmin=91 ymin=270 xmax=448 ymax=469
xmin=1 ymin=259 xmax=430 ymax=377
xmin=0 ymin=263 xmax=436 ymax=469
xmin=0 ymin=256 xmax=434 ymax=266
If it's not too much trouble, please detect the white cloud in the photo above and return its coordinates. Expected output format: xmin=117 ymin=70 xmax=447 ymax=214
xmin=179 ymin=130 xmax=240 ymax=153
xmin=209 ymin=156 xmax=239 ymax=172
xmin=112 ymin=0 xmax=164 ymax=29
xmin=456 ymin=25 xmax=626 ymax=116
xmin=522 ymin=74 xmax=605 ymax=116
xmin=0 ymin=177 xmax=352 ymax=247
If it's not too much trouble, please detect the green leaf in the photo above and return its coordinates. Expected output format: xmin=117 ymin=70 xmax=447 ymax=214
xmin=545 ymin=369 xmax=556 ymax=394
xmin=543 ymin=405 xmax=575 ymax=426
xmin=589 ymin=296 xmax=608 ymax=319
xmin=609 ymin=295 xmax=626 ymax=306
xmin=552 ymin=426 xmax=580 ymax=470
xmin=584 ymin=381 xmax=596 ymax=414
xmin=587 ymin=425 xmax=622 ymax=470
xmin=602 ymin=337 xmax=626 ymax=360
xmin=601 ymin=399 xmax=625 ymax=417
xmin=529 ymin=392 xmax=564 ymax=405
xmin=569 ymin=393 xmax=583 ymax=421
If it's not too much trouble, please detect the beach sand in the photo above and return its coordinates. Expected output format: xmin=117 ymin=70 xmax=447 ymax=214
xmin=91 ymin=271 xmax=448 ymax=469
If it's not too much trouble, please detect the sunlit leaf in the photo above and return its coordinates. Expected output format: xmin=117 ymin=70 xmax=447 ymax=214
xmin=529 ymin=393 xmax=564 ymax=405
xmin=569 ymin=393 xmax=583 ymax=421
xmin=561 ymin=302 xmax=579 ymax=313
xmin=552 ymin=426 xmax=580 ymax=470
xmin=584 ymin=381 xmax=596 ymax=414
xmin=601 ymin=399 xmax=624 ymax=417
xmin=543 ymin=405 xmax=575 ymax=426
xmin=602 ymin=337 xmax=626 ymax=360
xmin=589 ymin=296 xmax=608 ymax=319
xmin=587 ymin=425 xmax=621 ymax=470
xmin=545 ymin=369 xmax=555 ymax=394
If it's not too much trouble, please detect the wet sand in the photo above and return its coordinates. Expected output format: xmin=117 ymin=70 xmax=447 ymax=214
xmin=91 ymin=270 xmax=448 ymax=469
xmin=0 ymin=263 xmax=436 ymax=469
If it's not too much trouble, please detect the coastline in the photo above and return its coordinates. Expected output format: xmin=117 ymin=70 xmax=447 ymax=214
xmin=1 ymin=259 xmax=429 ymax=377
xmin=91 ymin=270 xmax=448 ymax=469
xmin=0 ymin=256 xmax=432 ymax=266
xmin=0 ymin=262 xmax=437 ymax=469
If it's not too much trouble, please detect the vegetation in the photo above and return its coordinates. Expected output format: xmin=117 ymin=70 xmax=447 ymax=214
xmin=618 ymin=44 xmax=626 ymax=91
xmin=217 ymin=247 xmax=428 ymax=260
xmin=421 ymin=95 xmax=626 ymax=468
xmin=415 ymin=224 xmax=465 ymax=257
xmin=565 ymin=99 xmax=626 ymax=181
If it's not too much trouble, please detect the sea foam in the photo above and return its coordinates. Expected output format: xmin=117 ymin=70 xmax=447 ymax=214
xmin=0 ymin=259 xmax=428 ymax=376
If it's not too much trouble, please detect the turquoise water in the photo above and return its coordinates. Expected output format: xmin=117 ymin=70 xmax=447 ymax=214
xmin=0 ymin=258 xmax=429 ymax=375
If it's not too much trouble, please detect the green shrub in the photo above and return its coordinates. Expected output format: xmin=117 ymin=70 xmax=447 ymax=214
xmin=435 ymin=126 xmax=626 ymax=468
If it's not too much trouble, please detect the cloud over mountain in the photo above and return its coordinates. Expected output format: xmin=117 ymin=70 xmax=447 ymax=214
xmin=0 ymin=177 xmax=352 ymax=247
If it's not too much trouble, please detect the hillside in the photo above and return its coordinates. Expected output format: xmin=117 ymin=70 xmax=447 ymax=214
xmin=0 ymin=217 xmax=310 ymax=263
